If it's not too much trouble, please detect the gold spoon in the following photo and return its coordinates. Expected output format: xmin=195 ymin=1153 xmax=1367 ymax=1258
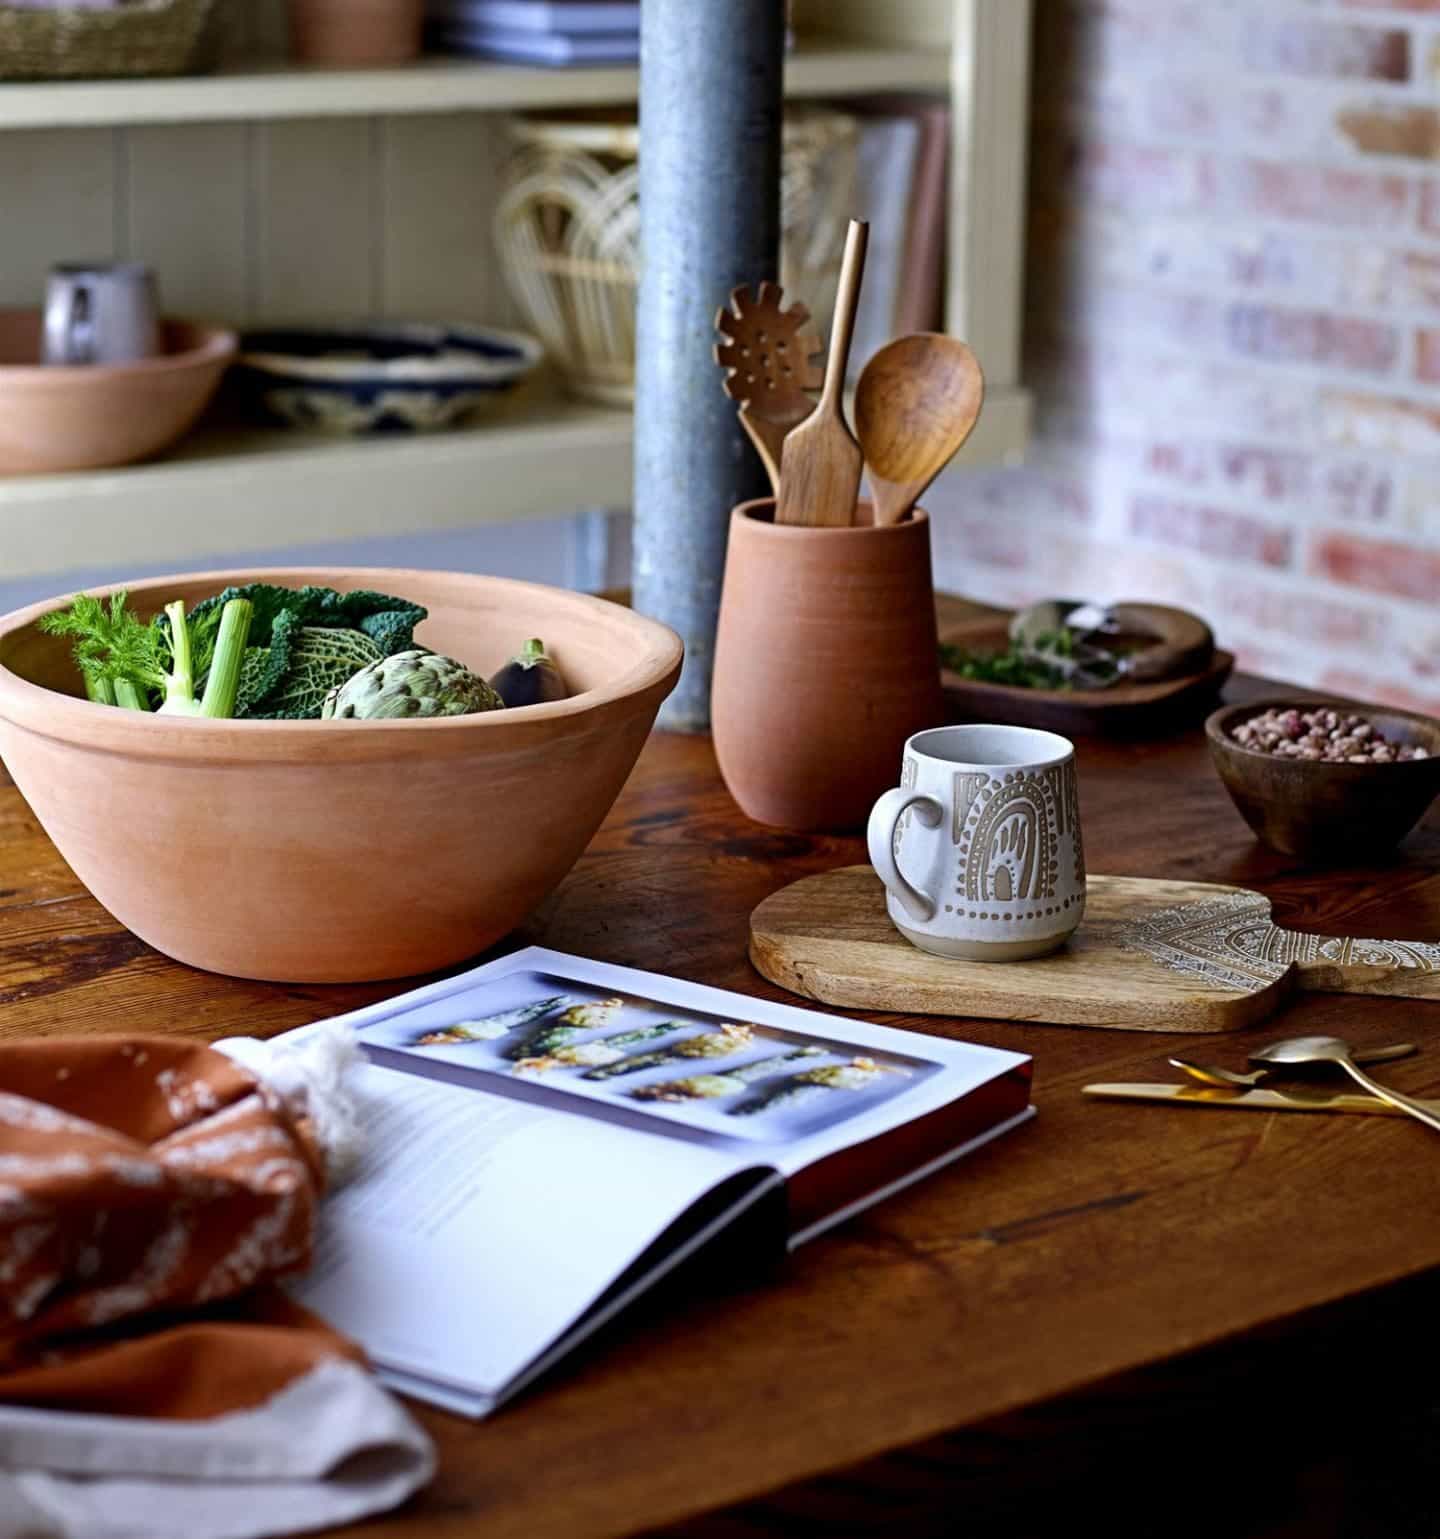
xmin=1171 ymin=1041 xmax=1417 ymax=1089
xmin=1251 ymin=1035 xmax=1440 ymax=1133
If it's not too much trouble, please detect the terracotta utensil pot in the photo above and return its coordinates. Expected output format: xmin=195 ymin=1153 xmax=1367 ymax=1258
xmin=0 ymin=568 xmax=682 ymax=983
xmin=290 ymin=0 xmax=423 ymax=66
xmin=712 ymin=499 xmax=945 ymax=832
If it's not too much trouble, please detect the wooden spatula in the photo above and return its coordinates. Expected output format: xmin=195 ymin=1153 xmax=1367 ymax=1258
xmin=854 ymin=334 xmax=984 ymax=526
xmin=713 ymin=282 xmax=824 ymax=496
xmin=775 ymin=219 xmax=869 ymax=527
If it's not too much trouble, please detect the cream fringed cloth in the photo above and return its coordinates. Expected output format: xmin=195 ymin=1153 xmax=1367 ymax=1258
xmin=0 ymin=1030 xmax=434 ymax=1539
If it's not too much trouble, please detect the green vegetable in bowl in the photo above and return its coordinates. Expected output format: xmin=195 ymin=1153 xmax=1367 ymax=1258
xmin=237 ymin=626 xmax=382 ymax=719
xmin=321 ymin=649 xmax=504 ymax=720
xmin=188 ymin=583 xmax=427 ymax=720
xmin=39 ymin=592 xmax=254 ymax=718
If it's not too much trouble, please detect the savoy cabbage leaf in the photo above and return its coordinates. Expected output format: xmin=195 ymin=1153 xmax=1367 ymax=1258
xmin=190 ymin=584 xmax=427 ymax=719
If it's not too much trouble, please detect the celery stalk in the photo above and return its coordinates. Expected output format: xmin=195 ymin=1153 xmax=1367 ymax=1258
xmin=199 ymin=599 xmax=254 ymax=719
xmin=84 ymin=673 xmax=117 ymax=707
xmin=114 ymin=679 xmax=149 ymax=711
xmin=157 ymin=600 xmax=203 ymax=717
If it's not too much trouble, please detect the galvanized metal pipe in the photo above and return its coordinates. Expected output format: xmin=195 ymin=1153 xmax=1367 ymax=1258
xmin=632 ymin=0 xmax=785 ymax=732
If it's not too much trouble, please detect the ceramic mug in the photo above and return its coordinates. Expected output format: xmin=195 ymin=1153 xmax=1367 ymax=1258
xmin=867 ymin=724 xmax=1087 ymax=961
xmin=42 ymin=263 xmax=160 ymax=366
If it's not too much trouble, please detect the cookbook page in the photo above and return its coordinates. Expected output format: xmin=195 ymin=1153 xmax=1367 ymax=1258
xmin=339 ymin=946 xmax=1031 ymax=1178
xmin=292 ymin=947 xmax=1031 ymax=1406
xmin=292 ymin=1059 xmax=757 ymax=1401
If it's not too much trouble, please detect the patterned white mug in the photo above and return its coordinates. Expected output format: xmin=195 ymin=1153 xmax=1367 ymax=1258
xmin=867 ymin=724 xmax=1087 ymax=962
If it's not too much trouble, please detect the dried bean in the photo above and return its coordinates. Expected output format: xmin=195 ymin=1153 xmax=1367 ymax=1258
xmin=1229 ymin=706 xmax=1430 ymax=764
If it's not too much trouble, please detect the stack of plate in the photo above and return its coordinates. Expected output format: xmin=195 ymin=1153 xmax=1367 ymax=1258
xmin=427 ymin=0 xmax=639 ymax=66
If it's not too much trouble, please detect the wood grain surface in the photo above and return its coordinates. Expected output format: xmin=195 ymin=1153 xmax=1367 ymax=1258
xmin=1 ymin=600 xmax=1439 ymax=1538
xmin=751 ymin=869 xmax=1440 ymax=1032
xmin=754 ymin=870 xmax=1283 ymax=1031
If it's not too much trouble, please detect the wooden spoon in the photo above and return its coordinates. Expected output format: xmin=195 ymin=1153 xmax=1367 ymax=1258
xmin=713 ymin=281 xmax=824 ymax=496
xmin=854 ymin=334 xmax=984 ymax=526
xmin=775 ymin=218 xmax=869 ymax=527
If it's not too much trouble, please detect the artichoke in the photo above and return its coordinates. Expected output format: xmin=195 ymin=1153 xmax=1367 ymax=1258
xmin=321 ymin=649 xmax=504 ymax=720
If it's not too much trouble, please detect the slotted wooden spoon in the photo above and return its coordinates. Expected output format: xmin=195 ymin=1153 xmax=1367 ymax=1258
xmin=775 ymin=218 xmax=869 ymax=527
xmin=714 ymin=281 xmax=824 ymax=496
xmin=854 ymin=334 xmax=984 ymax=525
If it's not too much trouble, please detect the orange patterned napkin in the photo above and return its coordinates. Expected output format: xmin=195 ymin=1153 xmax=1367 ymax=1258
xmin=0 ymin=1033 xmax=433 ymax=1539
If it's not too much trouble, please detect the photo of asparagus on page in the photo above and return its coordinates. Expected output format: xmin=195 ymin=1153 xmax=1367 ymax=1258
xmin=355 ymin=969 xmax=938 ymax=1144
xmin=631 ymin=1047 xmax=825 ymax=1102
xmin=414 ymin=996 xmax=573 ymax=1047
xmin=729 ymin=1058 xmax=905 ymax=1117
xmin=507 ymin=998 xmax=625 ymax=1060
xmin=582 ymin=1024 xmax=755 ymax=1081
xmin=514 ymin=1023 xmax=686 ymax=1075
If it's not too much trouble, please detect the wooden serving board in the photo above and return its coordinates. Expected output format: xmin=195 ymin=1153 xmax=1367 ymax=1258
xmin=939 ymin=616 xmax=1233 ymax=736
xmin=750 ymin=866 xmax=1440 ymax=1032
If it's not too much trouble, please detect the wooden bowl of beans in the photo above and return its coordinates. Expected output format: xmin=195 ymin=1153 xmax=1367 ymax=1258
xmin=1205 ymin=699 xmax=1440 ymax=860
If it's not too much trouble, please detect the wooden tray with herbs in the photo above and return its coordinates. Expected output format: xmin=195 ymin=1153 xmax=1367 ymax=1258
xmin=939 ymin=609 xmax=1233 ymax=736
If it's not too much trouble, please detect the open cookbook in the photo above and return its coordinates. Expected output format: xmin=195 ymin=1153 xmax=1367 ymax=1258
xmin=286 ymin=948 xmax=1034 ymax=1417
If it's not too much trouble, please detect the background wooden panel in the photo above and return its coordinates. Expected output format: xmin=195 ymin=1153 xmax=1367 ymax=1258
xmin=0 ymin=129 xmax=116 ymax=309
xmin=378 ymin=113 xmax=517 ymax=325
xmin=226 ymin=0 xmax=288 ymax=59
xmin=0 ymin=114 xmax=522 ymax=327
xmin=123 ymin=123 xmax=250 ymax=320
xmin=251 ymin=117 xmax=378 ymax=320
xmin=791 ymin=0 xmax=954 ymax=46
xmin=947 ymin=0 xmax=1032 ymax=392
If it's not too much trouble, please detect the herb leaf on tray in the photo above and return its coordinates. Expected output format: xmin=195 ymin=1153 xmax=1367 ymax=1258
xmin=939 ymin=629 xmax=1113 ymax=692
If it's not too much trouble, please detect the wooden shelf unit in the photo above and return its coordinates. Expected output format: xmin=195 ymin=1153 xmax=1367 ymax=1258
xmin=0 ymin=38 xmax=950 ymax=130
xmin=0 ymin=385 xmax=1031 ymax=582
xmin=0 ymin=0 xmax=1034 ymax=577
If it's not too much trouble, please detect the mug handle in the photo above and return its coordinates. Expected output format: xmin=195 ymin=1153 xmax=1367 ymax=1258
xmin=43 ymin=282 xmax=96 ymax=366
xmin=866 ymin=788 xmax=945 ymax=923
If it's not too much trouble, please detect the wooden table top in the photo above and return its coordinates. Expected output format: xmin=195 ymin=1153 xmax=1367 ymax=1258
xmin=3 ymin=609 xmax=1439 ymax=1538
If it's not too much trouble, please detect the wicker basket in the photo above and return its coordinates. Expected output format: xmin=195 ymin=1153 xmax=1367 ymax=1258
xmin=0 ymin=0 xmax=226 ymax=81
xmin=494 ymin=108 xmax=859 ymax=407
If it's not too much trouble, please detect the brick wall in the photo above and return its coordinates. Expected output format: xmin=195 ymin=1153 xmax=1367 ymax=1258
xmin=931 ymin=0 xmax=1440 ymax=712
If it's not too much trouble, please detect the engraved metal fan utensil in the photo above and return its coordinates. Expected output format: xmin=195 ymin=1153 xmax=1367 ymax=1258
xmin=714 ymin=281 xmax=824 ymax=496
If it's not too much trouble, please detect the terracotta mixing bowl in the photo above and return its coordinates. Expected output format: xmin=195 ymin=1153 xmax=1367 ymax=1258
xmin=0 ymin=311 xmax=235 ymax=474
xmin=1206 ymin=698 xmax=1440 ymax=860
xmin=0 ymin=569 xmax=682 ymax=981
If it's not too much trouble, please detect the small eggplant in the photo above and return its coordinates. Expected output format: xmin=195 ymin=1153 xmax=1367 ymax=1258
xmin=489 ymin=638 xmax=568 ymax=707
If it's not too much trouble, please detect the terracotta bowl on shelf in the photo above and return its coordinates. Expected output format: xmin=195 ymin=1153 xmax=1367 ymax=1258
xmin=0 ymin=569 xmax=682 ymax=982
xmin=1205 ymin=698 xmax=1440 ymax=860
xmin=290 ymin=0 xmax=423 ymax=66
xmin=0 ymin=311 xmax=235 ymax=474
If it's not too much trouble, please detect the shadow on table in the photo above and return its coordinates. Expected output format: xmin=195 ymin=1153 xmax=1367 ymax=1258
xmin=637 ymin=1271 xmax=1440 ymax=1539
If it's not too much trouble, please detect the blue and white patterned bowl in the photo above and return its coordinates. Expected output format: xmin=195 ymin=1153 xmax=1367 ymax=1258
xmin=235 ymin=323 xmax=544 ymax=434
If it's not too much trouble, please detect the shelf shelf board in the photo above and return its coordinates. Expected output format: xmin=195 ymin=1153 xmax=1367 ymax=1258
xmin=1 ymin=395 xmax=633 ymax=579
xmin=0 ymin=38 xmax=950 ymax=131
xmin=0 ymin=386 xmax=1030 ymax=581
